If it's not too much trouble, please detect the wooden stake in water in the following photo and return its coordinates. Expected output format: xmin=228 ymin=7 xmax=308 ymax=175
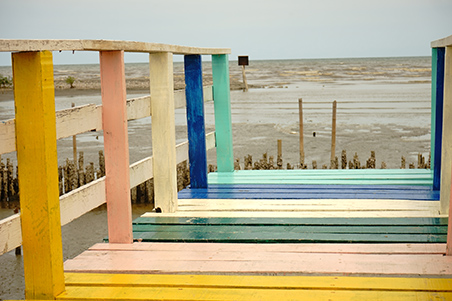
xmin=72 ymin=103 xmax=77 ymax=169
xmin=242 ymin=65 xmax=248 ymax=92
xmin=298 ymin=98 xmax=304 ymax=164
xmin=331 ymin=100 xmax=337 ymax=164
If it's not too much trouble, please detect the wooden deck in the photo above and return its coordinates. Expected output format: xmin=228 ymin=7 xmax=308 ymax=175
xmin=2 ymin=37 xmax=452 ymax=300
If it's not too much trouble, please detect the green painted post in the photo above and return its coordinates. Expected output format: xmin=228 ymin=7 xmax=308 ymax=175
xmin=212 ymin=54 xmax=234 ymax=172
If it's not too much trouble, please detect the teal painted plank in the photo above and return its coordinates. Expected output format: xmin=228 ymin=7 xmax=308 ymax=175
xmin=212 ymin=54 xmax=234 ymax=172
xmin=207 ymin=170 xmax=433 ymax=185
xmin=133 ymin=217 xmax=448 ymax=226
xmin=133 ymin=224 xmax=448 ymax=235
xmin=132 ymin=231 xmax=446 ymax=243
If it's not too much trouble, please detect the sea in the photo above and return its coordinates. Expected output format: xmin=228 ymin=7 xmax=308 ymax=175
xmin=0 ymin=56 xmax=432 ymax=299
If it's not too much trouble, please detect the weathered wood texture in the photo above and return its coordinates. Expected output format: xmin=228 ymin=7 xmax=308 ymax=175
xmin=431 ymin=34 xmax=452 ymax=47
xmin=212 ymin=54 xmax=234 ymax=172
xmin=12 ymin=51 xmax=65 ymax=299
xmin=0 ymin=86 xmax=213 ymax=155
xmin=64 ymin=242 xmax=452 ymax=277
xmin=0 ymin=39 xmax=231 ymax=55
xmin=440 ymin=46 xmax=452 ymax=214
xmin=100 ymin=50 xmax=133 ymax=244
xmin=149 ymin=52 xmax=177 ymax=213
xmin=184 ymin=55 xmax=208 ymax=188
xmin=52 ymin=272 xmax=452 ymax=300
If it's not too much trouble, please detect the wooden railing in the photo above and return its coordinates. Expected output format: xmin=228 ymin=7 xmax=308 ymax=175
xmin=0 ymin=39 xmax=233 ymax=299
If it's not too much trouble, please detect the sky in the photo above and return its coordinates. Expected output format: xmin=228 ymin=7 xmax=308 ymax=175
xmin=0 ymin=0 xmax=452 ymax=66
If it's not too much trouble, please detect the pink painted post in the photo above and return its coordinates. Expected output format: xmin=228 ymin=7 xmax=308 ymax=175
xmin=99 ymin=51 xmax=133 ymax=243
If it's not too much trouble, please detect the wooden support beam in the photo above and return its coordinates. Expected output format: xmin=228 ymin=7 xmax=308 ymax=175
xmin=440 ymin=46 xmax=452 ymax=215
xmin=99 ymin=50 xmax=133 ymax=243
xmin=12 ymin=51 xmax=65 ymax=299
xmin=149 ymin=52 xmax=178 ymax=212
xmin=184 ymin=55 xmax=208 ymax=188
xmin=212 ymin=54 xmax=234 ymax=172
xmin=432 ymin=48 xmax=445 ymax=191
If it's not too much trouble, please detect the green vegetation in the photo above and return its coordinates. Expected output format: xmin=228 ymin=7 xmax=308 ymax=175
xmin=65 ymin=76 xmax=76 ymax=88
xmin=0 ymin=74 xmax=12 ymax=88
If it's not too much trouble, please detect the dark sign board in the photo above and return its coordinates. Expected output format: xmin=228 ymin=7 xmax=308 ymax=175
xmin=238 ymin=56 xmax=249 ymax=66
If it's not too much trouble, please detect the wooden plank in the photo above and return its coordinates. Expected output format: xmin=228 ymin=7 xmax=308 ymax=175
xmin=133 ymin=224 xmax=447 ymax=235
xmin=12 ymin=51 xmax=65 ymax=299
xmin=212 ymin=54 xmax=234 ymax=172
xmin=184 ymin=54 xmax=208 ymax=188
xmin=63 ymin=250 xmax=452 ymax=276
xmin=0 ymin=119 xmax=16 ymax=155
xmin=88 ymin=242 xmax=448 ymax=254
xmin=57 ymin=286 xmax=452 ymax=301
xmin=431 ymin=34 xmax=452 ymax=48
xmin=1 ymin=86 xmax=212 ymax=155
xmin=440 ymin=46 xmax=452 ymax=214
xmin=150 ymin=52 xmax=178 ymax=212
xmin=64 ymin=272 xmax=452 ymax=291
xmin=133 ymin=216 xmax=448 ymax=226
xmin=141 ymin=211 xmax=444 ymax=218
xmin=0 ymin=39 xmax=231 ymax=55
xmin=178 ymin=187 xmax=439 ymax=200
xmin=433 ymin=47 xmax=445 ymax=190
xmin=100 ymin=50 xmax=133 ymax=243
xmin=0 ymin=213 xmax=21 ymax=255
xmin=177 ymin=198 xmax=440 ymax=210
xmin=59 ymin=177 xmax=106 ymax=226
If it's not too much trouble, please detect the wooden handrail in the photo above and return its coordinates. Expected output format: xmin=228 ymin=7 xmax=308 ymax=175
xmin=0 ymin=39 xmax=231 ymax=55
xmin=0 ymin=86 xmax=213 ymax=155
xmin=0 ymin=131 xmax=216 ymax=256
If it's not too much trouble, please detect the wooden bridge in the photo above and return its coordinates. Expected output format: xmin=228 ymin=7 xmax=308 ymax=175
xmin=0 ymin=37 xmax=452 ymax=300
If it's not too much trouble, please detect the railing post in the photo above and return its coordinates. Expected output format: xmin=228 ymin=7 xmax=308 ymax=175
xmin=440 ymin=46 xmax=452 ymax=215
xmin=150 ymin=52 xmax=178 ymax=212
xmin=12 ymin=51 xmax=65 ymax=299
xmin=184 ymin=54 xmax=208 ymax=188
xmin=212 ymin=54 xmax=234 ymax=172
xmin=99 ymin=50 xmax=133 ymax=243
xmin=432 ymin=47 xmax=445 ymax=191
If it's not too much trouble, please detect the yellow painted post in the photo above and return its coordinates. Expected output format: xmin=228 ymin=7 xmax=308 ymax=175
xmin=12 ymin=51 xmax=65 ymax=299
xmin=149 ymin=52 xmax=177 ymax=212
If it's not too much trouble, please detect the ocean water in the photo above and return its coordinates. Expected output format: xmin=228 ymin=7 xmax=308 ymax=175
xmin=0 ymin=56 xmax=432 ymax=300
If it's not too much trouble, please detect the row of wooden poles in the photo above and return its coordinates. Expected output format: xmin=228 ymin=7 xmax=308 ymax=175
xmin=0 ymin=150 xmax=191 ymax=207
xmin=230 ymin=148 xmax=430 ymax=170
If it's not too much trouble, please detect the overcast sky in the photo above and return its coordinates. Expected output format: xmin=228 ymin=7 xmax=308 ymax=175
xmin=1 ymin=0 xmax=451 ymax=65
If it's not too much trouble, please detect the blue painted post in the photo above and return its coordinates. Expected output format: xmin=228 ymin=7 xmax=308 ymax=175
xmin=184 ymin=55 xmax=208 ymax=188
xmin=433 ymin=47 xmax=445 ymax=191
xmin=212 ymin=54 xmax=234 ymax=172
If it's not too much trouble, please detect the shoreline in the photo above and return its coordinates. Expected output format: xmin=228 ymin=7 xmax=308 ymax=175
xmin=0 ymin=75 xmax=250 ymax=102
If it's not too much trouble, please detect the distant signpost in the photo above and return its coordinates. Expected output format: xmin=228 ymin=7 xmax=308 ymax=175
xmin=238 ymin=55 xmax=249 ymax=92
